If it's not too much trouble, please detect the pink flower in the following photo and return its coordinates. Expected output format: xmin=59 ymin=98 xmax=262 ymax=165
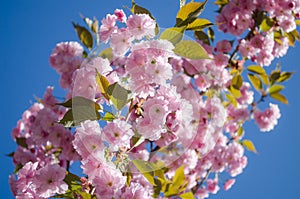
xmin=237 ymin=82 xmax=254 ymax=105
xmin=137 ymin=98 xmax=168 ymax=140
xmin=93 ymin=165 xmax=126 ymax=199
xmin=110 ymin=28 xmax=133 ymax=56
xmin=114 ymin=9 xmax=127 ymax=22
xmin=103 ymin=119 xmax=134 ymax=149
xmin=215 ymin=40 xmax=232 ymax=53
xmin=120 ymin=182 xmax=152 ymax=199
xmin=253 ymin=103 xmax=281 ymax=132
xmin=206 ymin=179 xmax=220 ymax=194
xmin=16 ymin=162 xmax=38 ymax=194
xmin=127 ymin=14 xmax=156 ymax=40
xmin=73 ymin=120 xmax=104 ymax=159
xmin=33 ymin=164 xmax=68 ymax=198
xmin=224 ymin=178 xmax=236 ymax=191
xmin=49 ymin=41 xmax=83 ymax=89
xmin=99 ymin=14 xmax=117 ymax=42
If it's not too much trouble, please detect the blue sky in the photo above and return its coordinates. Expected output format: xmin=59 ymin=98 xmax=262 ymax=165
xmin=1 ymin=0 xmax=300 ymax=198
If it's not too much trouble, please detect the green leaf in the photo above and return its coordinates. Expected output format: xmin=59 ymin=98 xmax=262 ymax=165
xmin=194 ymin=31 xmax=210 ymax=45
xmin=173 ymin=40 xmax=210 ymax=59
xmin=126 ymin=171 xmax=132 ymax=187
xmin=99 ymin=48 xmax=113 ymax=61
xmin=247 ymin=65 xmax=267 ymax=75
xmin=64 ymin=171 xmax=81 ymax=184
xmin=296 ymin=20 xmax=300 ymax=26
xmin=268 ymin=84 xmax=284 ymax=95
xmin=132 ymin=159 xmax=155 ymax=185
xmin=107 ymin=83 xmax=129 ymax=110
xmin=6 ymin=152 xmax=14 ymax=157
xmin=57 ymin=96 xmax=101 ymax=111
xmin=260 ymin=74 xmax=270 ymax=86
xmin=208 ymin=27 xmax=215 ymax=42
xmin=228 ymin=86 xmax=241 ymax=98
xmin=160 ymin=27 xmax=185 ymax=45
xmin=72 ymin=22 xmax=93 ymax=50
xmin=131 ymin=135 xmax=145 ymax=149
xmin=96 ymin=70 xmax=110 ymax=100
xmin=248 ymin=74 xmax=262 ymax=91
xmin=270 ymin=70 xmax=281 ymax=85
xmin=186 ymin=18 xmax=213 ymax=30
xmin=14 ymin=163 xmax=23 ymax=173
xmin=237 ymin=126 xmax=244 ymax=137
xmin=270 ymin=93 xmax=288 ymax=104
xmin=16 ymin=137 xmax=28 ymax=149
xmin=164 ymin=165 xmax=188 ymax=197
xmin=58 ymin=97 xmax=101 ymax=127
xmin=242 ymin=139 xmax=257 ymax=153
xmin=180 ymin=192 xmax=195 ymax=199
xmin=101 ymin=112 xmax=115 ymax=121
xmin=260 ymin=16 xmax=274 ymax=32
xmin=175 ymin=0 xmax=208 ymax=27
xmin=276 ymin=72 xmax=293 ymax=83
xmin=131 ymin=1 xmax=154 ymax=18
xmin=172 ymin=165 xmax=186 ymax=188
xmin=225 ymin=93 xmax=238 ymax=108
xmin=232 ymin=74 xmax=243 ymax=89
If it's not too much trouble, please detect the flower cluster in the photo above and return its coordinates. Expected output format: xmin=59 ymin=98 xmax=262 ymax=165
xmin=9 ymin=0 xmax=298 ymax=198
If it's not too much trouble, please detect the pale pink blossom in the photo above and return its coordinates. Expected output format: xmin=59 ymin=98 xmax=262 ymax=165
xmin=126 ymin=14 xmax=156 ymax=40
xmin=224 ymin=178 xmax=236 ymax=190
xmin=99 ymin=14 xmax=117 ymax=42
xmin=114 ymin=9 xmax=127 ymax=22
xmin=33 ymin=164 xmax=68 ymax=198
xmin=253 ymin=103 xmax=281 ymax=132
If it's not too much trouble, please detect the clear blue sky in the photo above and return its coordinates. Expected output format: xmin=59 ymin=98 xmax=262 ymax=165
xmin=1 ymin=0 xmax=300 ymax=198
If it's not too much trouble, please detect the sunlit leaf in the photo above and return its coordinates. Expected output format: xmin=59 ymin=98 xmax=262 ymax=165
xmin=247 ymin=65 xmax=267 ymax=75
xmin=237 ymin=126 xmax=244 ymax=137
xmin=194 ymin=30 xmax=210 ymax=45
xmin=186 ymin=18 xmax=213 ymax=30
xmin=270 ymin=93 xmax=288 ymax=104
xmin=126 ymin=171 xmax=132 ymax=187
xmin=260 ymin=16 xmax=274 ymax=32
xmin=99 ymin=48 xmax=113 ymax=61
xmin=276 ymin=72 xmax=294 ymax=83
xmin=175 ymin=0 xmax=208 ymax=27
xmin=248 ymin=74 xmax=262 ymax=91
xmin=242 ymin=139 xmax=257 ymax=153
xmin=132 ymin=159 xmax=155 ymax=185
xmin=225 ymin=93 xmax=238 ymax=107
xmin=180 ymin=192 xmax=195 ymax=199
xmin=228 ymin=86 xmax=241 ymax=98
xmin=96 ymin=70 xmax=110 ymax=100
xmin=173 ymin=165 xmax=185 ymax=188
xmin=107 ymin=83 xmax=129 ymax=110
xmin=58 ymin=97 xmax=101 ymax=127
xmin=57 ymin=96 xmax=101 ymax=111
xmin=268 ymin=84 xmax=284 ymax=95
xmin=270 ymin=70 xmax=281 ymax=85
xmin=160 ymin=27 xmax=185 ymax=45
xmin=101 ymin=112 xmax=115 ymax=121
xmin=131 ymin=135 xmax=145 ymax=149
xmin=208 ymin=27 xmax=214 ymax=42
xmin=232 ymin=74 xmax=243 ymax=89
xmin=72 ymin=22 xmax=93 ymax=50
xmin=173 ymin=40 xmax=210 ymax=59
